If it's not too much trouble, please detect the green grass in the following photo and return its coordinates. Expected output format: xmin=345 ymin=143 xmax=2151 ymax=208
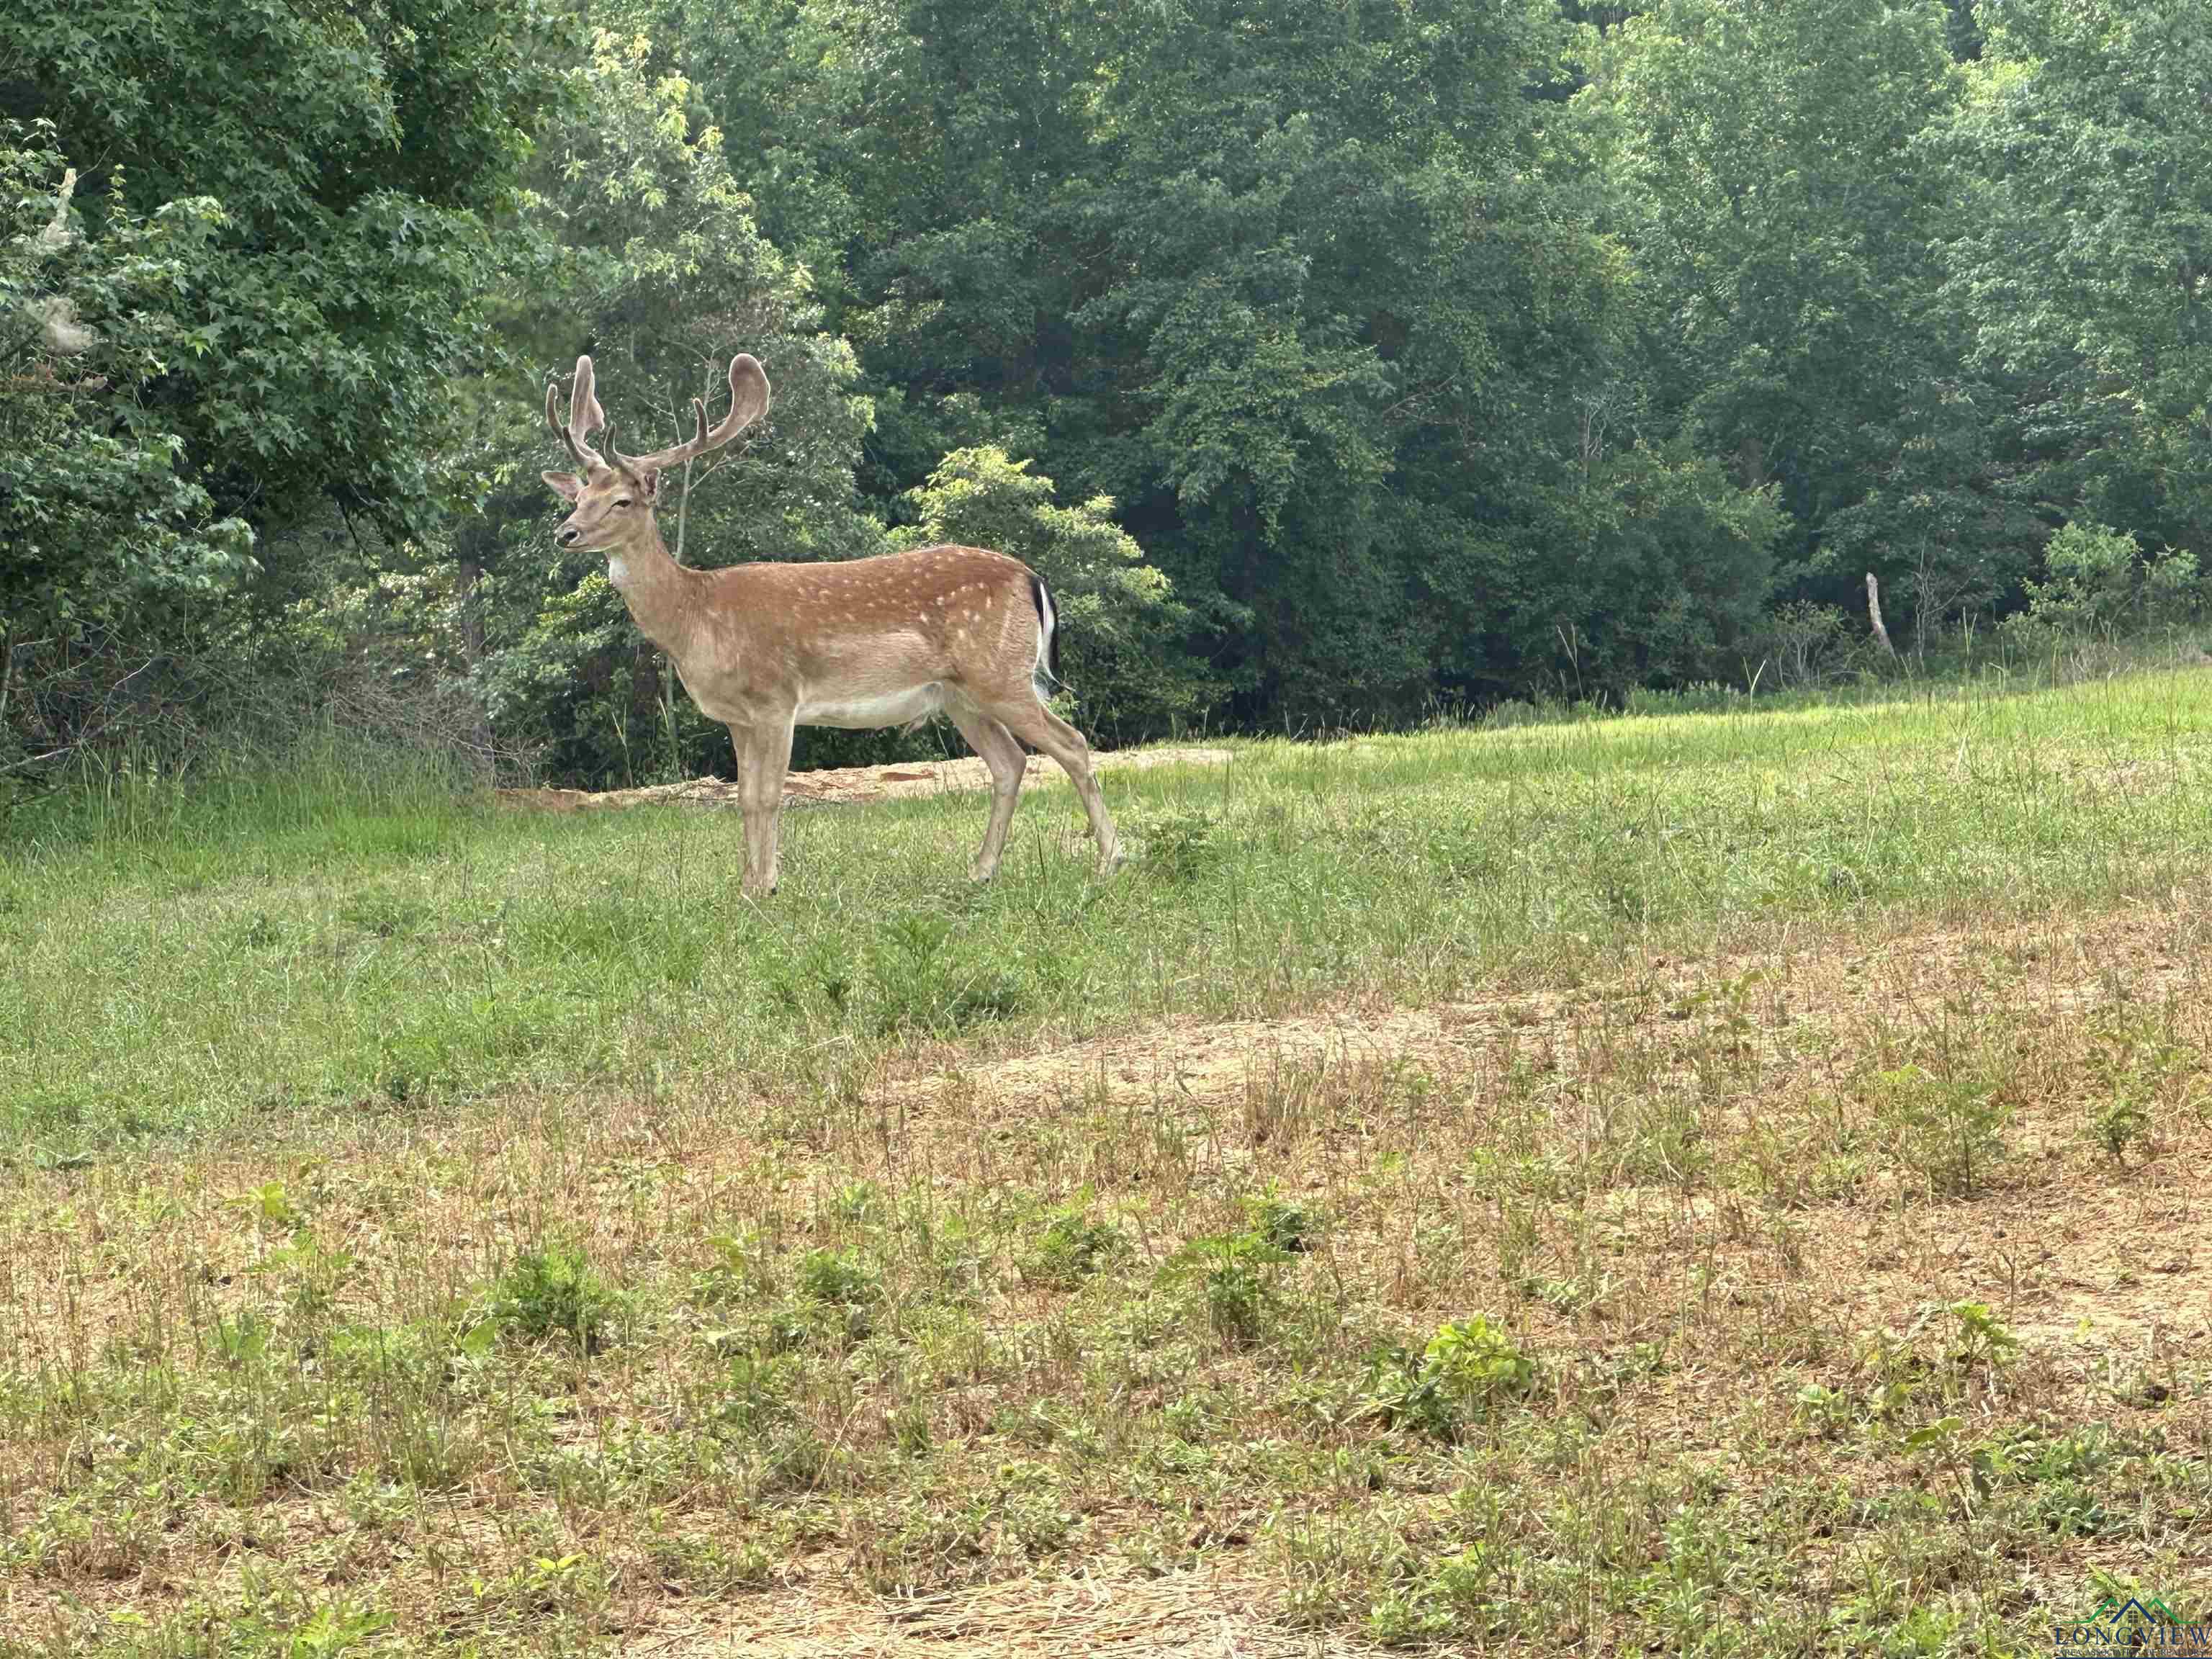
xmin=6 ymin=665 xmax=2212 ymax=1655
xmin=7 ymin=668 xmax=2212 ymax=1154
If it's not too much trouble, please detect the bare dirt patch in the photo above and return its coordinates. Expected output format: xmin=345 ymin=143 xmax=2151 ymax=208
xmin=497 ymin=746 xmax=1233 ymax=815
xmin=886 ymin=895 xmax=2212 ymax=1360
xmin=644 ymin=1569 xmax=1364 ymax=1658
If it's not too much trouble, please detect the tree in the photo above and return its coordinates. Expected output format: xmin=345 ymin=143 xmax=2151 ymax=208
xmin=0 ymin=127 xmax=253 ymax=761
xmin=1575 ymin=0 xmax=2013 ymax=636
xmin=1937 ymin=0 xmax=2212 ymax=586
xmin=465 ymin=30 xmax=885 ymax=784
xmin=1 ymin=0 xmax=560 ymax=770
xmin=1 ymin=0 xmax=563 ymax=557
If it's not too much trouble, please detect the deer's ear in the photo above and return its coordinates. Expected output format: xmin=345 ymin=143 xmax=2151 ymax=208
xmin=638 ymin=466 xmax=663 ymax=503
xmin=543 ymin=470 xmax=583 ymax=501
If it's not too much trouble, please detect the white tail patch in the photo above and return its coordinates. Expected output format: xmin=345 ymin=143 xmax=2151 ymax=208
xmin=1032 ymin=580 xmax=1058 ymax=701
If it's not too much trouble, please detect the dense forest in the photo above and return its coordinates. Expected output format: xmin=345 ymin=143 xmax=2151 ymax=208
xmin=4 ymin=0 xmax=2207 ymax=786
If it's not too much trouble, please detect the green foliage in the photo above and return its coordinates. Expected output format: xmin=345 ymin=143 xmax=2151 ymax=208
xmin=486 ymin=1244 xmax=621 ymax=1352
xmin=0 ymin=126 xmax=254 ymax=644
xmin=1577 ymin=0 xmax=2011 ymax=638
xmin=14 ymin=0 xmax=2212 ymax=781
xmin=682 ymin=0 xmax=1792 ymax=724
xmin=1243 ymin=1190 xmax=1320 ymax=1255
xmin=2081 ymin=999 xmax=2198 ymax=1166
xmin=1 ymin=0 xmax=559 ymax=543
xmin=2008 ymin=522 xmax=2200 ymax=644
xmin=1938 ymin=0 xmax=2212 ymax=579
xmin=796 ymin=1248 xmax=879 ymax=1310
xmin=464 ymin=27 xmax=884 ymax=786
xmin=866 ymin=908 xmax=1029 ymax=1037
xmin=1 ymin=0 xmax=556 ymax=773
xmin=1164 ymin=1227 xmax=1291 ymax=1346
xmin=1866 ymin=1064 xmax=2009 ymax=1197
xmin=1020 ymin=1207 xmax=1128 ymax=1290
xmin=1133 ymin=808 xmax=1220 ymax=886
xmin=1362 ymin=1317 xmax=1537 ymax=1442
xmin=1941 ymin=1302 xmax=2018 ymax=1376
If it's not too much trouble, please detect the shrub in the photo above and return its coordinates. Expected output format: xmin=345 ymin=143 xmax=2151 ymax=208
xmin=1021 ymin=1208 xmax=1128 ymax=1289
xmin=2005 ymin=521 xmax=2200 ymax=644
xmin=892 ymin=446 xmax=1213 ymax=740
xmin=1362 ymin=1316 xmax=1537 ymax=1441
xmin=488 ymin=1244 xmax=621 ymax=1352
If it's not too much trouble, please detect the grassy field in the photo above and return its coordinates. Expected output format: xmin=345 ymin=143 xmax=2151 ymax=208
xmin=6 ymin=667 xmax=2212 ymax=1654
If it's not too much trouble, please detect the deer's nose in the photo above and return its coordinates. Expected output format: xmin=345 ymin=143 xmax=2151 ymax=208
xmin=555 ymin=526 xmax=580 ymax=547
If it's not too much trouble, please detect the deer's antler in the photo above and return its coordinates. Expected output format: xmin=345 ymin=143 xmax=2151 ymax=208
xmin=608 ymin=355 xmax=770 ymax=477
xmin=545 ymin=354 xmax=607 ymax=471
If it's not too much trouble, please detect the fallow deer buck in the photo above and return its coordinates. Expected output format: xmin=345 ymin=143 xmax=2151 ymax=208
xmin=541 ymin=352 xmax=1122 ymax=895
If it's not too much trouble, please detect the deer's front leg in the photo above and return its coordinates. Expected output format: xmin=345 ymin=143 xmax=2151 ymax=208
xmin=733 ymin=717 xmax=796 ymax=896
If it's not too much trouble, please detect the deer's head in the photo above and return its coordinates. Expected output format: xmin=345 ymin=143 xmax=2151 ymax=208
xmin=542 ymin=353 xmax=770 ymax=553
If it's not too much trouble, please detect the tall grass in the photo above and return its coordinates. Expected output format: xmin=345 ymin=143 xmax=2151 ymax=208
xmin=6 ymin=721 xmax=481 ymax=863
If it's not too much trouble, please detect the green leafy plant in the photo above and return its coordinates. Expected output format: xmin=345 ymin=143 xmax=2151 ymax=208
xmin=485 ymin=1244 xmax=621 ymax=1352
xmin=1021 ymin=1207 xmax=1128 ymax=1289
xmin=1866 ymin=1063 xmax=2009 ymax=1196
xmin=797 ymin=1247 xmax=880 ymax=1308
xmin=1361 ymin=1316 xmax=1537 ymax=1441
xmin=797 ymin=1246 xmax=881 ymax=1343
xmin=2083 ymin=1002 xmax=2196 ymax=1165
xmin=1942 ymin=1301 xmax=2020 ymax=1375
xmin=2008 ymin=522 xmax=2200 ymax=642
xmin=1164 ymin=1228 xmax=1290 ymax=1345
xmin=1244 ymin=1188 xmax=1321 ymax=1254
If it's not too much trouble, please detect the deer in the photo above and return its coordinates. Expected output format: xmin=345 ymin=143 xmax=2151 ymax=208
xmin=541 ymin=352 xmax=1123 ymax=896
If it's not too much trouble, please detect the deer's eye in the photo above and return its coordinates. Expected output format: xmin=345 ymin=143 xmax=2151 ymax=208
xmin=613 ymin=498 xmax=634 ymax=508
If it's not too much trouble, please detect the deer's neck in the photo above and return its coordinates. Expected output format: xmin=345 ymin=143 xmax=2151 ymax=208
xmin=606 ymin=523 xmax=704 ymax=658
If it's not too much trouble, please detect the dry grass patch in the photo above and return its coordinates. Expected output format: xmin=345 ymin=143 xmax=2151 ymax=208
xmin=7 ymin=896 xmax=2212 ymax=1653
xmin=642 ymin=1566 xmax=1357 ymax=1658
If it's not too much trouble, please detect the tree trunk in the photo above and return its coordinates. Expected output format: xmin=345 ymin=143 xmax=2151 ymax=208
xmin=1865 ymin=572 xmax=1897 ymax=657
xmin=1737 ymin=433 xmax=1768 ymax=490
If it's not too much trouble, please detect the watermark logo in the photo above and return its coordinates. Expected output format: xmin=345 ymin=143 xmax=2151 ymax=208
xmin=2053 ymin=1596 xmax=2211 ymax=1655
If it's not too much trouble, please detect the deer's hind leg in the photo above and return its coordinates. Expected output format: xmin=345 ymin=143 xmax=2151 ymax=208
xmin=984 ymin=696 xmax=1120 ymax=873
xmin=945 ymin=701 xmax=1028 ymax=882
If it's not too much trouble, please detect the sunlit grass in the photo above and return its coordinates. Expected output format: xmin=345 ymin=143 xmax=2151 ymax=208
xmin=7 ymin=667 xmax=2212 ymax=1151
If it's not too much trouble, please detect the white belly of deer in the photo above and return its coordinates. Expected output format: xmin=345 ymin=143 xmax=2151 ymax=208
xmin=799 ymin=683 xmax=945 ymax=730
